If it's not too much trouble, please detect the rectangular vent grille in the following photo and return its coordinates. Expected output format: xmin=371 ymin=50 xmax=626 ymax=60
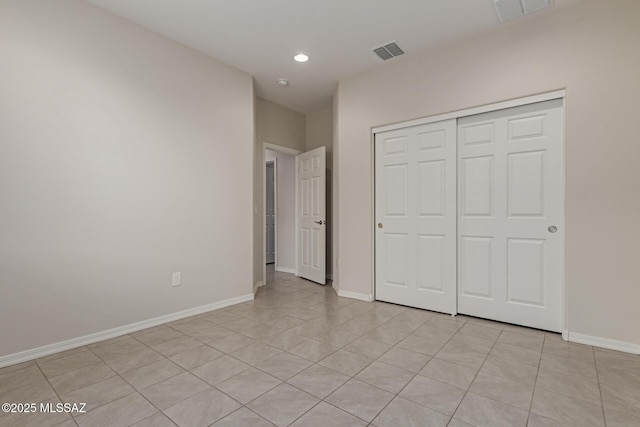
xmin=372 ymin=42 xmax=405 ymax=61
xmin=494 ymin=0 xmax=551 ymax=23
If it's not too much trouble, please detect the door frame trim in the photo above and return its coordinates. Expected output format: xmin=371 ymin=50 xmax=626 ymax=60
xmin=371 ymin=90 xmax=566 ymax=333
xmin=262 ymin=142 xmax=302 ymax=288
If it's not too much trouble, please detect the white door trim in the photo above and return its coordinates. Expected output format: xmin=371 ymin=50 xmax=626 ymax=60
xmin=372 ymin=90 xmax=566 ymax=134
xmin=262 ymin=142 xmax=302 ymax=287
xmin=372 ymin=92 xmax=566 ymax=333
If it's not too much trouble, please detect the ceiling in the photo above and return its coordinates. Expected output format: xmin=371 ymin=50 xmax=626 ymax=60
xmin=84 ymin=0 xmax=582 ymax=113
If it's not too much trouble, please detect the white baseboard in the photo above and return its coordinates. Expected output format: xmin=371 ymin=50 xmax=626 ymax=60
xmin=0 ymin=293 xmax=254 ymax=369
xmin=567 ymin=332 xmax=640 ymax=355
xmin=253 ymin=281 xmax=263 ymax=294
xmin=275 ymin=266 xmax=296 ymax=274
xmin=331 ymin=282 xmax=339 ymax=295
xmin=336 ymin=289 xmax=374 ymax=302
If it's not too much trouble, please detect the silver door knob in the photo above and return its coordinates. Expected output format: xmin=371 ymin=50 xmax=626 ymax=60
xmin=378 ymin=223 xmax=383 ymax=229
xmin=314 ymin=220 xmax=325 ymax=225
xmin=548 ymin=226 xmax=558 ymax=233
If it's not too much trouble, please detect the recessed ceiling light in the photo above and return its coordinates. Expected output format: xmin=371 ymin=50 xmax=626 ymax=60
xmin=293 ymin=53 xmax=309 ymax=63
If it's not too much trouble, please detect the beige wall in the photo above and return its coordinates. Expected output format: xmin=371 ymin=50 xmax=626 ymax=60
xmin=335 ymin=0 xmax=640 ymax=345
xmin=0 ymin=0 xmax=255 ymax=358
xmin=306 ymin=107 xmax=334 ymax=276
xmin=253 ymin=98 xmax=306 ymax=287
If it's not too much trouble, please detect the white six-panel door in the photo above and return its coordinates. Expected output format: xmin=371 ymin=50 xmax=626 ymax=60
xmin=457 ymin=99 xmax=564 ymax=331
xmin=297 ymin=147 xmax=326 ymax=285
xmin=375 ymin=120 xmax=457 ymax=314
xmin=374 ymin=99 xmax=564 ymax=331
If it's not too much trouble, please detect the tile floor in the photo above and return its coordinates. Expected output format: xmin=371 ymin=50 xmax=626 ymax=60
xmin=1 ymin=267 xmax=639 ymax=426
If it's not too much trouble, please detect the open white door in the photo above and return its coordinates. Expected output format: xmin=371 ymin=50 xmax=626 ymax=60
xmin=297 ymin=146 xmax=326 ymax=284
xmin=375 ymin=120 xmax=457 ymax=314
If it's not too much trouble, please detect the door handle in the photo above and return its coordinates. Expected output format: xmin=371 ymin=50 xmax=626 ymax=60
xmin=548 ymin=225 xmax=558 ymax=233
xmin=378 ymin=223 xmax=383 ymax=229
xmin=314 ymin=220 xmax=326 ymax=225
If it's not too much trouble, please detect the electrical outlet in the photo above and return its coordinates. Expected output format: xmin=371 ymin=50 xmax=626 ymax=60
xmin=172 ymin=272 xmax=182 ymax=287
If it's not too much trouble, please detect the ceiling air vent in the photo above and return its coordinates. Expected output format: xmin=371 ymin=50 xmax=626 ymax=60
xmin=494 ymin=0 xmax=551 ymax=23
xmin=372 ymin=42 xmax=405 ymax=61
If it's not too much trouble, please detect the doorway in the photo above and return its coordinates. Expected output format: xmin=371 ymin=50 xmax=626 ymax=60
xmin=263 ymin=145 xmax=300 ymax=286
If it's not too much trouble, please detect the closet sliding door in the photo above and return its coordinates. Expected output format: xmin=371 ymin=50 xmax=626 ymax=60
xmin=457 ymin=99 xmax=564 ymax=332
xmin=374 ymin=119 xmax=457 ymax=315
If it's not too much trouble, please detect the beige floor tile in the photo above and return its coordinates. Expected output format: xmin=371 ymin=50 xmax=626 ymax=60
xmin=454 ymin=392 xmax=528 ymax=427
xmin=262 ymin=329 xmax=310 ymax=351
xmin=0 ymin=360 xmax=35 ymax=376
xmin=604 ymin=407 xmax=640 ymax=427
xmin=600 ymin=382 xmax=640 ymax=419
xmin=289 ymin=339 xmax=338 ymax=362
xmin=419 ymin=358 xmax=477 ymax=390
xmin=530 ymin=388 xmax=604 ymax=427
xmin=230 ymin=342 xmax=283 ymax=366
xmin=90 ymin=337 xmax=147 ymax=361
xmin=526 ymin=413 xmax=572 ymax=427
xmin=191 ymin=354 xmax=250 ymax=385
xmin=312 ymin=328 xmax=359 ymax=348
xmin=372 ymin=396 xmax=449 ymax=427
xmin=0 ymin=380 xmax=57 ymax=405
xmin=215 ymin=368 xmax=281 ymax=404
xmin=479 ymin=354 xmax=538 ymax=385
xmin=396 ymin=334 xmax=446 ymax=356
xmin=458 ymin=322 xmax=501 ymax=342
xmin=133 ymin=327 xmax=184 ymax=346
xmin=535 ymin=368 xmax=601 ymax=404
xmin=355 ymin=361 xmax=414 ymax=394
xmin=377 ymin=347 xmax=431 ymax=373
xmin=469 ymin=372 xmax=534 ymax=410
xmin=447 ymin=419 xmax=476 ymax=427
xmin=209 ymin=333 xmax=256 ymax=353
xmin=496 ymin=330 xmax=544 ymax=351
xmin=594 ymin=348 xmax=640 ymax=375
xmin=120 ymin=358 xmax=184 ymax=390
xmin=141 ymin=372 xmax=210 ymax=410
xmin=150 ymin=336 xmax=203 ymax=357
xmin=0 ymin=397 xmax=72 ymax=427
xmin=343 ymin=337 xmax=391 ymax=359
xmin=0 ymin=365 xmax=46 ymax=394
xmin=213 ymin=407 xmax=275 ymax=426
xmin=75 ymin=393 xmax=157 ymax=427
xmin=36 ymin=346 xmax=89 ymax=364
xmin=38 ymin=351 xmax=102 ymax=378
xmin=399 ymin=375 xmax=465 ymax=416
xmin=290 ymin=401 xmax=366 ymax=427
xmin=287 ymin=364 xmax=350 ymax=399
xmin=542 ymin=339 xmax=594 ymax=364
xmin=104 ymin=348 xmax=165 ymax=373
xmin=168 ymin=344 xmax=223 ymax=370
xmin=131 ymin=412 xmax=177 ymax=427
xmin=490 ymin=342 xmax=541 ymax=368
xmin=539 ymin=353 xmax=597 ymax=381
xmin=248 ymin=383 xmax=320 ymax=427
xmin=255 ymin=352 xmax=313 ymax=381
xmin=60 ymin=376 xmax=134 ymax=413
xmin=449 ymin=333 xmax=495 ymax=354
xmin=318 ymin=349 xmax=374 ymax=376
xmin=325 ymin=379 xmax=394 ymax=422
xmin=49 ymin=362 xmax=115 ymax=395
xmin=363 ymin=324 xmax=409 ymax=346
xmin=435 ymin=341 xmax=487 ymax=370
xmin=164 ymin=389 xmax=240 ymax=427
xmin=427 ymin=317 xmax=466 ymax=332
